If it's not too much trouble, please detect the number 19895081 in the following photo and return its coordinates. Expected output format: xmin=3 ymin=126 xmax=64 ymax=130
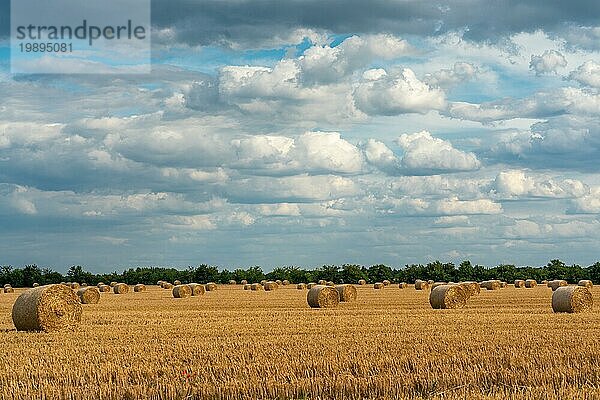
xmin=19 ymin=43 xmax=73 ymax=53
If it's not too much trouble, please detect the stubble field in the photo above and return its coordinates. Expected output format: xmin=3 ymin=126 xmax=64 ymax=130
xmin=0 ymin=284 xmax=599 ymax=399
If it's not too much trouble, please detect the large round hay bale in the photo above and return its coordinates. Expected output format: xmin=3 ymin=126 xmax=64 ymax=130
xmin=156 ymin=281 xmax=162 ymax=286
xmin=415 ymin=280 xmax=430 ymax=290
xmin=250 ymin=283 xmax=263 ymax=291
xmin=461 ymin=282 xmax=480 ymax=297
xmin=260 ymin=280 xmax=267 ymax=286
xmin=374 ymin=282 xmax=384 ymax=289
xmin=335 ymin=284 xmax=357 ymax=302
xmin=32 ymin=283 xmax=40 ymax=288
xmin=514 ymin=279 xmax=525 ymax=288
xmin=578 ymin=280 xmax=593 ymax=288
xmin=12 ymin=284 xmax=82 ymax=332
xmin=430 ymin=285 xmax=468 ymax=309
xmin=548 ymin=280 xmax=568 ymax=291
xmin=113 ymin=283 xmax=129 ymax=294
xmin=382 ymin=280 xmax=391 ymax=286
xmin=77 ymin=287 xmax=100 ymax=304
xmin=98 ymin=284 xmax=111 ymax=292
xmin=398 ymin=282 xmax=407 ymax=289
xmin=275 ymin=280 xmax=282 ymax=286
xmin=282 ymin=280 xmax=290 ymax=286
xmin=134 ymin=284 xmax=146 ymax=292
xmin=427 ymin=280 xmax=434 ymax=285
xmin=307 ymin=282 xmax=317 ymax=289
xmin=541 ymin=280 xmax=548 ymax=285
xmin=297 ymin=283 xmax=307 ymax=290
xmin=307 ymin=285 xmax=339 ymax=308
xmin=81 ymin=283 xmax=87 ymax=287
xmin=243 ymin=284 xmax=252 ymax=290
xmin=552 ymin=286 xmax=593 ymax=313
xmin=326 ymin=281 xmax=335 ymax=287
xmin=499 ymin=281 xmax=507 ymax=288
xmin=240 ymin=280 xmax=248 ymax=285
xmin=431 ymin=282 xmax=447 ymax=290
xmin=173 ymin=280 xmax=181 ymax=286
xmin=205 ymin=282 xmax=217 ymax=291
xmin=229 ymin=280 xmax=237 ymax=285
xmin=110 ymin=282 xmax=117 ymax=287
xmin=358 ymin=279 xmax=366 ymax=285
xmin=187 ymin=283 xmax=205 ymax=296
xmin=318 ymin=279 xmax=327 ymax=285
xmin=70 ymin=282 xmax=80 ymax=290
xmin=480 ymin=280 xmax=501 ymax=290
xmin=4 ymin=287 xmax=14 ymax=293
xmin=525 ymin=279 xmax=537 ymax=288
xmin=264 ymin=281 xmax=278 ymax=291
xmin=161 ymin=282 xmax=174 ymax=289
xmin=173 ymin=285 xmax=192 ymax=298
xmin=4 ymin=283 xmax=12 ymax=289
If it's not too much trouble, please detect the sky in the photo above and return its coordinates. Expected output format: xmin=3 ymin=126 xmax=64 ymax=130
xmin=0 ymin=1 xmax=600 ymax=272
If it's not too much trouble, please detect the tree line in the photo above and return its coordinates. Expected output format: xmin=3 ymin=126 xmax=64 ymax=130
xmin=0 ymin=259 xmax=599 ymax=287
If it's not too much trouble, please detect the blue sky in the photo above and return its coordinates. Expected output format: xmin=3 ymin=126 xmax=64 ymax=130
xmin=1 ymin=1 xmax=600 ymax=273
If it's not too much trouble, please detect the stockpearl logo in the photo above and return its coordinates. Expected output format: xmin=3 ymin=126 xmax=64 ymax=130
xmin=11 ymin=0 xmax=151 ymax=74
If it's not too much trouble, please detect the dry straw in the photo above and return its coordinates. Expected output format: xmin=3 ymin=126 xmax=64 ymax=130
xmin=427 ymin=280 xmax=434 ymax=285
xmin=431 ymin=282 xmax=447 ymax=290
xmin=275 ymin=280 xmax=283 ymax=286
xmin=514 ymin=280 xmax=525 ymax=288
xmin=374 ymin=282 xmax=384 ymax=289
xmin=172 ymin=285 xmax=192 ymax=298
xmin=578 ymin=280 xmax=593 ymax=288
xmin=307 ymin=285 xmax=339 ymax=308
xmin=243 ymin=283 xmax=251 ymax=290
xmin=429 ymin=285 xmax=468 ymax=309
xmin=398 ymin=282 xmax=407 ymax=289
xmin=81 ymin=283 xmax=87 ymax=287
xmin=307 ymin=283 xmax=317 ymax=289
xmin=552 ymin=286 xmax=593 ymax=313
xmin=240 ymin=280 xmax=248 ymax=285
xmin=134 ymin=284 xmax=146 ymax=292
xmin=156 ymin=280 xmax=162 ymax=286
xmin=3 ymin=284 xmax=12 ymax=289
xmin=548 ymin=280 xmax=568 ymax=291
xmin=541 ymin=280 xmax=548 ymax=285
xmin=77 ymin=287 xmax=100 ymax=304
xmin=335 ymin=284 xmax=357 ymax=302
xmin=480 ymin=280 xmax=501 ymax=290
xmin=98 ymin=284 xmax=111 ymax=293
xmin=174 ymin=280 xmax=182 ymax=286
xmin=382 ymin=280 xmax=391 ymax=286
xmin=205 ymin=282 xmax=217 ymax=291
xmin=4 ymin=287 xmax=14 ymax=293
xmin=415 ymin=280 xmax=430 ymax=290
xmin=525 ymin=279 xmax=537 ymax=288
xmin=264 ymin=281 xmax=278 ymax=291
xmin=358 ymin=279 xmax=366 ymax=285
xmin=318 ymin=279 xmax=327 ymax=285
xmin=12 ymin=284 xmax=82 ymax=332
xmin=282 ymin=280 xmax=290 ymax=286
xmin=326 ymin=281 xmax=335 ymax=287
xmin=32 ymin=283 xmax=40 ymax=288
xmin=499 ymin=281 xmax=507 ymax=288
xmin=229 ymin=280 xmax=237 ymax=285
xmin=113 ymin=283 xmax=129 ymax=294
xmin=461 ymin=282 xmax=480 ymax=297
xmin=297 ymin=283 xmax=307 ymax=290
xmin=250 ymin=283 xmax=263 ymax=291
xmin=110 ymin=282 xmax=117 ymax=287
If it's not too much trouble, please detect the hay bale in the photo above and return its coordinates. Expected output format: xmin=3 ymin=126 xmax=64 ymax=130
xmin=335 ymin=285 xmax=357 ymax=302
xmin=514 ymin=279 xmax=525 ymax=288
xmin=250 ymin=283 xmax=263 ymax=291
xmin=429 ymin=285 xmax=468 ymax=309
xmin=110 ymin=282 xmax=117 ymax=287
xmin=229 ymin=280 xmax=237 ymax=285
xmin=172 ymin=285 xmax=192 ymax=298
xmin=187 ymin=283 xmax=205 ymax=296
xmin=431 ymin=282 xmax=447 ymax=290
xmin=373 ymin=282 xmax=384 ymax=289
xmin=282 ymin=280 xmax=290 ymax=286
xmin=32 ymin=283 xmax=40 ymax=288
xmin=382 ymin=280 xmax=391 ymax=286
xmin=264 ymin=281 xmax=278 ymax=291
xmin=460 ymin=282 xmax=480 ymax=297
xmin=307 ymin=285 xmax=339 ymax=308
xmin=260 ymin=280 xmax=267 ymax=285
xmin=174 ymin=280 xmax=182 ymax=286
xmin=499 ymin=281 xmax=507 ymax=288
xmin=480 ymin=280 xmax=501 ymax=290
xmin=525 ymin=279 xmax=537 ymax=288
xmin=161 ymin=282 xmax=174 ymax=289
xmin=552 ymin=286 xmax=593 ymax=313
xmin=427 ymin=280 xmax=434 ymax=285
xmin=398 ymin=282 xmax=407 ymax=289
xmin=326 ymin=281 xmax=335 ymax=287
xmin=81 ymin=283 xmax=87 ymax=287
xmin=12 ymin=284 xmax=82 ymax=332
xmin=243 ymin=283 xmax=251 ymax=290
xmin=415 ymin=280 xmax=430 ymax=290
xmin=205 ymin=282 xmax=217 ymax=291
xmin=4 ymin=286 xmax=14 ymax=293
xmin=358 ymin=279 xmax=366 ymax=285
xmin=98 ymin=284 xmax=111 ymax=292
xmin=307 ymin=282 xmax=317 ymax=289
xmin=77 ymin=287 xmax=100 ymax=304
xmin=134 ymin=284 xmax=146 ymax=292
xmin=297 ymin=283 xmax=307 ymax=290
xmin=541 ymin=280 xmax=548 ymax=285
xmin=156 ymin=281 xmax=162 ymax=286
xmin=548 ymin=280 xmax=568 ymax=291
xmin=318 ymin=279 xmax=327 ymax=285
xmin=113 ymin=283 xmax=129 ymax=294
xmin=578 ymin=280 xmax=593 ymax=288
xmin=275 ymin=280 xmax=282 ymax=286
xmin=70 ymin=282 xmax=80 ymax=290
xmin=240 ymin=280 xmax=248 ymax=285
xmin=4 ymin=283 xmax=12 ymax=289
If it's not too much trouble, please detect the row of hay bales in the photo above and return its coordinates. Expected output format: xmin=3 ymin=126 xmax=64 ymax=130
xmin=307 ymin=284 xmax=357 ymax=308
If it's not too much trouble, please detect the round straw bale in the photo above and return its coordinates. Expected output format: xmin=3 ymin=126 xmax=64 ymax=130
xmin=250 ymin=283 xmax=263 ymax=291
xmin=318 ymin=279 xmax=326 ymax=285
xmin=431 ymin=282 xmax=447 ymax=290
xmin=98 ymin=284 xmax=111 ymax=292
xmin=12 ymin=284 xmax=82 ymax=332
xmin=429 ymin=284 xmax=468 ymax=309
xmin=552 ymin=286 xmax=593 ymax=313
xmin=427 ymin=280 xmax=434 ymax=285
xmin=415 ymin=280 xmax=430 ymax=290
xmin=174 ymin=280 xmax=181 ymax=286
xmin=134 ymin=284 xmax=146 ymax=292
xmin=70 ymin=282 xmax=80 ymax=290
xmin=229 ymin=280 xmax=237 ymax=285
xmin=335 ymin=284 xmax=357 ymax=302
xmin=525 ymin=279 xmax=537 ymax=288
xmin=186 ymin=283 xmax=204 ymax=296
xmin=307 ymin=285 xmax=339 ymax=308
xmin=4 ymin=283 xmax=12 ymax=289
xmin=173 ymin=285 xmax=192 ymax=298
xmin=374 ymin=282 xmax=384 ymax=289
xmin=382 ymin=280 xmax=391 ymax=286
xmin=326 ymin=281 xmax=335 ymax=287
xmin=33 ymin=283 xmax=40 ymax=288
xmin=499 ymin=281 xmax=507 ymax=288
xmin=275 ymin=280 xmax=282 ymax=286
xmin=240 ymin=280 xmax=248 ymax=285
xmin=297 ymin=283 xmax=307 ymax=290
xmin=110 ymin=282 xmax=117 ymax=287
xmin=77 ymin=287 xmax=100 ymax=304
xmin=156 ymin=281 xmax=162 ymax=286
xmin=307 ymin=282 xmax=317 ymax=289
xmin=113 ymin=283 xmax=129 ymax=294
xmin=514 ymin=279 xmax=525 ymax=288
xmin=548 ymin=280 xmax=568 ymax=291
xmin=81 ymin=283 xmax=87 ymax=287
xmin=578 ymin=280 xmax=593 ymax=288
xmin=358 ymin=279 xmax=366 ymax=285
xmin=264 ymin=281 xmax=278 ymax=291
xmin=4 ymin=286 xmax=14 ymax=293
xmin=480 ymin=280 xmax=501 ymax=290
xmin=282 ymin=280 xmax=290 ymax=286
xmin=205 ymin=282 xmax=217 ymax=291
xmin=398 ymin=282 xmax=407 ymax=289
xmin=541 ymin=280 xmax=548 ymax=285
xmin=243 ymin=283 xmax=251 ymax=290
xmin=260 ymin=280 xmax=267 ymax=285
xmin=97 ymin=282 xmax=105 ymax=287
xmin=461 ymin=282 xmax=480 ymax=296
xmin=60 ymin=282 xmax=66 ymax=286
